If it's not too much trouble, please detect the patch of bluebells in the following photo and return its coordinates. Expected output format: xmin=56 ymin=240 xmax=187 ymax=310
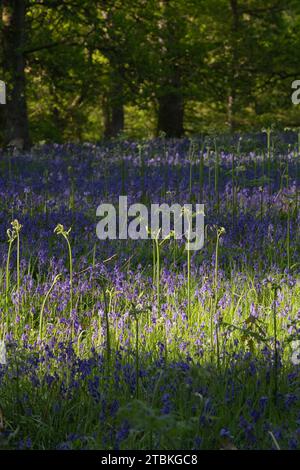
xmin=0 ymin=141 xmax=299 ymax=449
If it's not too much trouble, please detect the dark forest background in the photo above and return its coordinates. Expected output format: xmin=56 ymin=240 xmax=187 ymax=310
xmin=1 ymin=0 xmax=300 ymax=148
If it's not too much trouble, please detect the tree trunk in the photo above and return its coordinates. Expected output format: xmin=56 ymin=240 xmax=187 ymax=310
xmin=105 ymin=102 xmax=124 ymax=138
xmin=227 ymin=0 xmax=240 ymax=132
xmin=156 ymin=1 xmax=185 ymax=138
xmin=103 ymin=99 xmax=124 ymax=139
xmin=1 ymin=0 xmax=31 ymax=149
xmin=103 ymin=77 xmax=124 ymax=139
xmin=157 ymin=91 xmax=184 ymax=138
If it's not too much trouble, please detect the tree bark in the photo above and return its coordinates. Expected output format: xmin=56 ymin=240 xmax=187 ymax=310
xmin=1 ymin=0 xmax=31 ymax=149
xmin=156 ymin=0 xmax=184 ymax=138
xmin=103 ymin=79 xmax=124 ymax=139
xmin=103 ymin=98 xmax=124 ymax=139
xmin=227 ymin=0 xmax=240 ymax=132
xmin=157 ymin=90 xmax=184 ymax=138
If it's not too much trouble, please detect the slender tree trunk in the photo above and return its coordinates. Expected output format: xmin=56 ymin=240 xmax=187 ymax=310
xmin=157 ymin=90 xmax=184 ymax=138
xmin=103 ymin=65 xmax=125 ymax=139
xmin=111 ymin=100 xmax=124 ymax=137
xmin=103 ymin=98 xmax=124 ymax=139
xmin=156 ymin=0 xmax=184 ymax=138
xmin=2 ymin=0 xmax=31 ymax=149
xmin=104 ymin=100 xmax=124 ymax=139
xmin=227 ymin=0 xmax=240 ymax=132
